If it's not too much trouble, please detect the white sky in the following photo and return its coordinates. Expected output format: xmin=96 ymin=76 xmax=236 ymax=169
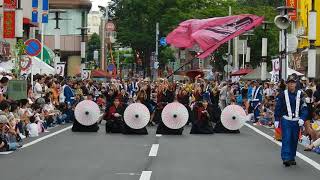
xmin=91 ymin=0 xmax=110 ymax=11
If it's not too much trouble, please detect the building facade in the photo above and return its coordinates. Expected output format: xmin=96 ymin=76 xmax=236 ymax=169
xmin=293 ymin=0 xmax=320 ymax=75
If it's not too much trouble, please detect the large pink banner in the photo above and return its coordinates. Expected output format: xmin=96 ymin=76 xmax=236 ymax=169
xmin=166 ymin=15 xmax=264 ymax=59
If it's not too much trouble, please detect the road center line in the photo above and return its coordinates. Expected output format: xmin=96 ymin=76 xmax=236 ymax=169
xmin=22 ymin=125 xmax=72 ymax=149
xmin=139 ymin=171 xmax=152 ymax=180
xmin=156 ymin=134 xmax=162 ymax=137
xmin=245 ymin=123 xmax=320 ymax=171
xmin=149 ymin=144 xmax=159 ymax=157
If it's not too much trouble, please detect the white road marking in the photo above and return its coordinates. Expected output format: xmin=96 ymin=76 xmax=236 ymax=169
xmin=22 ymin=126 xmax=72 ymax=149
xmin=0 ymin=151 xmax=13 ymax=155
xmin=149 ymin=144 xmax=159 ymax=157
xmin=245 ymin=123 xmax=320 ymax=171
xmin=156 ymin=134 xmax=162 ymax=137
xmin=139 ymin=171 xmax=152 ymax=180
xmin=115 ymin=173 xmax=140 ymax=176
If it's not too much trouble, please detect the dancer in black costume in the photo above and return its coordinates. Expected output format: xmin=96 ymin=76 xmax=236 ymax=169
xmin=156 ymin=83 xmax=184 ymax=135
xmin=190 ymin=100 xmax=214 ymax=134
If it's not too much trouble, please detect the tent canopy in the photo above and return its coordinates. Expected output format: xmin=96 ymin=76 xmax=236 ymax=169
xmin=231 ymin=68 xmax=253 ymax=76
xmin=0 ymin=57 xmax=55 ymax=75
xmin=240 ymin=67 xmax=271 ymax=81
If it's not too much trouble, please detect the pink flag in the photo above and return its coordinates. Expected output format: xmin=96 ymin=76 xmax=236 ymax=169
xmin=166 ymin=15 xmax=264 ymax=59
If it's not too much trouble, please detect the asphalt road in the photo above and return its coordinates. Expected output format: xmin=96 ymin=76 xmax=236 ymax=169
xmin=1 ymin=124 xmax=320 ymax=180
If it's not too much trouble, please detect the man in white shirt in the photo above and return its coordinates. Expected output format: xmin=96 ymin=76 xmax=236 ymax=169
xmin=33 ymin=76 xmax=45 ymax=100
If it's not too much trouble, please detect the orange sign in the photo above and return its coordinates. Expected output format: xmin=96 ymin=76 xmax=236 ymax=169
xmin=286 ymin=0 xmax=297 ymax=21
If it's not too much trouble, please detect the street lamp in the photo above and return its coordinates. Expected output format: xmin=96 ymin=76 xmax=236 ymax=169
xmin=261 ymin=21 xmax=272 ymax=81
xmin=240 ymin=31 xmax=254 ymax=69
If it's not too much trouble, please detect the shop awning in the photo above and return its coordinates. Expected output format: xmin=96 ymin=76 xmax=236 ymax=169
xmin=231 ymin=68 xmax=253 ymax=76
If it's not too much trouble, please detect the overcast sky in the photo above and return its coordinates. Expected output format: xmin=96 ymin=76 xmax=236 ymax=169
xmin=91 ymin=0 xmax=110 ymax=11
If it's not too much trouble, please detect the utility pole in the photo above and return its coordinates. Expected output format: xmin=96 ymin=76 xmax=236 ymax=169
xmin=308 ymin=0 xmax=317 ymax=78
xmin=227 ymin=6 xmax=232 ymax=80
xmin=275 ymin=6 xmax=293 ymax=80
xmin=154 ymin=22 xmax=159 ymax=80
xmin=78 ymin=27 xmax=89 ymax=64
xmin=99 ymin=5 xmax=108 ymax=71
xmin=261 ymin=22 xmax=271 ymax=81
xmin=50 ymin=10 xmax=68 ymax=72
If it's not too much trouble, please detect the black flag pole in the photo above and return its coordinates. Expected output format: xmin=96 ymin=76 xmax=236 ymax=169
xmin=166 ymin=51 xmax=208 ymax=79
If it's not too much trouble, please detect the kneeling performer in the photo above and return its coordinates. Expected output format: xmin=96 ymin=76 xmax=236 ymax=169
xmin=156 ymin=102 xmax=188 ymax=135
xmin=122 ymin=103 xmax=149 ymax=135
xmin=105 ymin=98 xmax=125 ymax=133
xmin=190 ymin=100 xmax=214 ymax=134
xmin=72 ymin=100 xmax=100 ymax=132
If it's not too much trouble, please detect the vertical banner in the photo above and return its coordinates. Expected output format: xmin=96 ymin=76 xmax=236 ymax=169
xmin=81 ymin=69 xmax=91 ymax=80
xmin=42 ymin=0 xmax=49 ymax=23
xmin=271 ymin=58 xmax=280 ymax=83
xmin=3 ymin=12 xmax=15 ymax=38
xmin=32 ymin=0 xmax=39 ymax=23
xmin=286 ymin=0 xmax=297 ymax=21
xmin=3 ymin=0 xmax=17 ymax=39
xmin=56 ymin=63 xmax=66 ymax=77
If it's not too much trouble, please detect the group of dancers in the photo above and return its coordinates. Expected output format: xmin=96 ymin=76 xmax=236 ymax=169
xmin=71 ymin=78 xmax=239 ymax=135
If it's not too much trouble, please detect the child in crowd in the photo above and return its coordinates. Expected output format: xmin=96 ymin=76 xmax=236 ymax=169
xmin=259 ymin=100 xmax=274 ymax=126
xmin=305 ymin=109 xmax=320 ymax=152
xmin=31 ymin=104 xmax=48 ymax=133
xmin=26 ymin=115 xmax=39 ymax=137
xmin=0 ymin=115 xmax=22 ymax=151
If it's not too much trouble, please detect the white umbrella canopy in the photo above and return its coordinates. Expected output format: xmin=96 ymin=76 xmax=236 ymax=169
xmin=221 ymin=105 xmax=247 ymax=130
xmin=124 ymin=103 xmax=150 ymax=129
xmin=161 ymin=102 xmax=189 ymax=129
xmin=74 ymin=100 xmax=100 ymax=126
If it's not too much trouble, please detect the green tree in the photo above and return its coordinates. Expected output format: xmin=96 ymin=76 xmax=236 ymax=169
xmin=110 ymin=0 xmax=280 ymax=73
xmin=87 ymin=33 xmax=101 ymax=63
xmin=159 ymin=47 xmax=175 ymax=68
xmin=14 ymin=39 xmax=27 ymax=78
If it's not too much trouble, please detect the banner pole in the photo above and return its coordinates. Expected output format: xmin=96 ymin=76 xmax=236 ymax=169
xmin=41 ymin=23 xmax=45 ymax=62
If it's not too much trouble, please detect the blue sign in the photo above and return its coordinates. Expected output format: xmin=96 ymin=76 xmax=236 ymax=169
xmin=160 ymin=37 xmax=167 ymax=46
xmin=108 ymin=64 xmax=115 ymax=71
xmin=32 ymin=0 xmax=39 ymax=23
xmin=42 ymin=0 xmax=49 ymax=23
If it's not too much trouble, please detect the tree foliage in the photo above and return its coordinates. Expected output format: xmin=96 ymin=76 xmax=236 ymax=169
xmin=109 ymin=0 xmax=280 ymax=72
xmin=87 ymin=33 xmax=101 ymax=62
